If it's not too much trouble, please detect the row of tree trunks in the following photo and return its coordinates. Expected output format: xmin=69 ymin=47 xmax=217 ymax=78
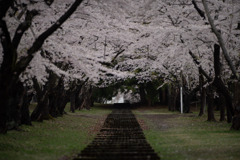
xmin=31 ymin=71 xmax=94 ymax=122
xmin=0 ymin=0 xmax=83 ymax=133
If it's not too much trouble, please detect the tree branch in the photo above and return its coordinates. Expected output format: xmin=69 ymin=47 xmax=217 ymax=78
xmin=189 ymin=50 xmax=212 ymax=82
xmin=192 ymin=0 xmax=205 ymax=19
xmin=15 ymin=0 xmax=83 ymax=75
xmin=111 ymin=49 xmax=125 ymax=63
xmin=202 ymin=0 xmax=239 ymax=79
xmin=12 ymin=10 xmax=38 ymax=50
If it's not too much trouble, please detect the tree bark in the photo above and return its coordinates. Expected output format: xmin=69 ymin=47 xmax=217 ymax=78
xmin=219 ymin=94 xmax=226 ymax=121
xmin=212 ymin=44 xmax=234 ymax=123
xmin=139 ymin=84 xmax=147 ymax=105
xmin=0 ymin=0 xmax=83 ymax=133
xmin=31 ymin=78 xmax=50 ymax=121
xmin=199 ymin=74 xmax=206 ymax=116
xmin=202 ymin=0 xmax=239 ymax=79
xmin=80 ymin=84 xmax=93 ymax=110
xmin=207 ymin=86 xmax=216 ymax=122
xmin=70 ymin=90 xmax=76 ymax=113
xmin=31 ymin=72 xmax=58 ymax=121
xmin=168 ymin=85 xmax=177 ymax=111
xmin=159 ymin=86 xmax=167 ymax=105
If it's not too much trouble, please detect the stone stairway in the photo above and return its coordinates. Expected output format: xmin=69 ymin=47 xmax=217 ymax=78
xmin=74 ymin=108 xmax=160 ymax=160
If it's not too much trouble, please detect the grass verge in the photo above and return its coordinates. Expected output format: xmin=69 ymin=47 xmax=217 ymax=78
xmin=134 ymin=106 xmax=240 ymax=160
xmin=0 ymin=104 xmax=112 ymax=160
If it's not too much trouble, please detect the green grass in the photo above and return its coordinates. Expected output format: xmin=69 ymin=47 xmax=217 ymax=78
xmin=0 ymin=104 xmax=112 ymax=160
xmin=1 ymin=104 xmax=240 ymax=160
xmin=134 ymin=107 xmax=240 ymax=160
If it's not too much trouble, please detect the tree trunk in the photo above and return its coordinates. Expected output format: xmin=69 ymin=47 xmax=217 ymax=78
xmin=207 ymin=86 xmax=216 ymax=122
xmin=0 ymin=0 xmax=83 ymax=133
xmin=159 ymin=88 xmax=163 ymax=104
xmin=199 ymin=74 xmax=206 ymax=116
xmin=167 ymin=84 xmax=172 ymax=111
xmin=184 ymin=85 xmax=201 ymax=113
xmin=231 ymin=115 xmax=240 ymax=130
xmin=70 ymin=90 xmax=76 ymax=113
xmin=159 ymin=86 xmax=168 ymax=105
xmin=19 ymin=85 xmax=33 ymax=125
xmin=212 ymin=44 xmax=233 ymax=123
xmin=168 ymin=85 xmax=177 ymax=111
xmin=0 ymin=74 xmax=25 ymax=132
xmin=139 ymin=84 xmax=147 ymax=105
xmin=31 ymin=78 xmax=50 ymax=121
xmin=31 ymin=92 xmax=50 ymax=121
xmin=219 ymin=94 xmax=226 ymax=121
xmin=199 ymin=88 xmax=206 ymax=117
xmin=49 ymin=93 xmax=60 ymax=117
xmin=0 ymin=73 xmax=16 ymax=133
xmin=75 ymin=85 xmax=84 ymax=110
xmin=80 ymin=84 xmax=93 ymax=110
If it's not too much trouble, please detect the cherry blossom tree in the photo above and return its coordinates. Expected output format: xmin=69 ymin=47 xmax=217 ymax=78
xmin=0 ymin=0 xmax=83 ymax=133
xmin=1 ymin=0 xmax=240 ymax=132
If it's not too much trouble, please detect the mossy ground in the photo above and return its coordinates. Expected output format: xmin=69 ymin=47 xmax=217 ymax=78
xmin=1 ymin=105 xmax=240 ymax=160
xmin=0 ymin=104 xmax=112 ymax=160
xmin=133 ymin=106 xmax=240 ymax=160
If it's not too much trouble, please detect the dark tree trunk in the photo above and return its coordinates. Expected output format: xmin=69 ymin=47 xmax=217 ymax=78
xmin=70 ymin=90 xmax=76 ymax=113
xmin=80 ymin=84 xmax=93 ymax=110
xmin=165 ymin=86 xmax=169 ymax=105
xmin=20 ymin=94 xmax=32 ymax=125
xmin=184 ymin=85 xmax=201 ymax=113
xmin=0 ymin=73 xmax=17 ymax=133
xmin=219 ymin=94 xmax=226 ymax=121
xmin=159 ymin=88 xmax=163 ymax=104
xmin=49 ymin=93 xmax=60 ymax=117
xmin=199 ymin=89 xmax=206 ymax=116
xmin=207 ymin=86 xmax=216 ymax=122
xmin=8 ymin=81 xmax=24 ymax=130
xmin=76 ymin=85 xmax=84 ymax=110
xmin=168 ymin=85 xmax=177 ymax=111
xmin=19 ymin=85 xmax=33 ymax=125
xmin=139 ymin=84 xmax=147 ymax=105
xmin=159 ymin=86 xmax=168 ymax=105
xmin=32 ymin=71 xmax=59 ymax=121
xmin=167 ymin=85 xmax=172 ymax=111
xmin=31 ymin=91 xmax=50 ymax=121
xmin=0 ymin=0 xmax=83 ymax=133
xmin=212 ymin=44 xmax=234 ymax=123
xmin=199 ymin=74 xmax=206 ymax=116
xmin=59 ymin=95 xmax=69 ymax=115
xmin=231 ymin=82 xmax=240 ymax=130
xmin=49 ymin=78 xmax=69 ymax=116
xmin=0 ymin=75 xmax=26 ymax=132
xmin=231 ymin=115 xmax=240 ymax=130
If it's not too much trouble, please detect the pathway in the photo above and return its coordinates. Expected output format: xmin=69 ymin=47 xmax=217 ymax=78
xmin=74 ymin=108 xmax=160 ymax=160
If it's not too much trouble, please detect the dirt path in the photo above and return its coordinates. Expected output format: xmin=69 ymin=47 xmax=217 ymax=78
xmin=74 ymin=109 xmax=160 ymax=160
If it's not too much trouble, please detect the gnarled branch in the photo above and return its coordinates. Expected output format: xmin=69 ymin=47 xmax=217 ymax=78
xmin=15 ymin=0 xmax=83 ymax=75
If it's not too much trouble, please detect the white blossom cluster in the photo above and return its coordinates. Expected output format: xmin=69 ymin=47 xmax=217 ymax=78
xmin=0 ymin=0 xmax=239 ymax=89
